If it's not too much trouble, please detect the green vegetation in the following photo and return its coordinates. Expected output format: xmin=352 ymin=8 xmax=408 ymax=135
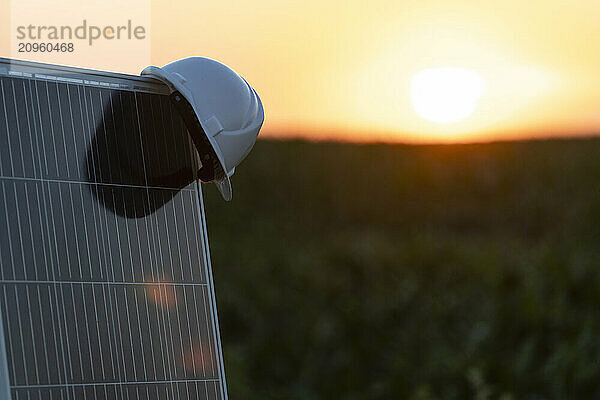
xmin=203 ymin=138 xmax=600 ymax=399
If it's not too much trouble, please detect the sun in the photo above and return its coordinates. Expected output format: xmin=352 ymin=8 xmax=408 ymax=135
xmin=410 ymin=67 xmax=485 ymax=124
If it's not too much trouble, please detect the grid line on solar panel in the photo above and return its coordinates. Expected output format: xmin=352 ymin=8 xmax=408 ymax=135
xmin=0 ymin=70 xmax=225 ymax=400
xmin=0 ymin=180 xmax=207 ymax=284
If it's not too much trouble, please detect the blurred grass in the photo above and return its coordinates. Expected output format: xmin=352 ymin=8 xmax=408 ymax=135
xmin=203 ymin=138 xmax=600 ymax=399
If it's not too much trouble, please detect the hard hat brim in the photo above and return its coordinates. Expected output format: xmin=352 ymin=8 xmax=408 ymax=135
xmin=213 ymin=177 xmax=232 ymax=201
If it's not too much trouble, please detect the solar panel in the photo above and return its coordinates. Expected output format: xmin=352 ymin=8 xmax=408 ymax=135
xmin=0 ymin=59 xmax=228 ymax=399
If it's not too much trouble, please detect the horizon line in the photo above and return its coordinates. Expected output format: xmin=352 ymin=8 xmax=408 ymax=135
xmin=259 ymin=127 xmax=600 ymax=146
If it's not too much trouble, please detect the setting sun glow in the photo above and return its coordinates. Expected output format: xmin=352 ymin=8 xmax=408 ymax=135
xmin=410 ymin=67 xmax=485 ymax=124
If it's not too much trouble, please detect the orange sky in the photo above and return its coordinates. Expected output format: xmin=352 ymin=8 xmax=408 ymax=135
xmin=2 ymin=0 xmax=600 ymax=143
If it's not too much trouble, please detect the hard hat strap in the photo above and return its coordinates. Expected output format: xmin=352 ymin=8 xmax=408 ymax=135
xmin=170 ymin=91 xmax=225 ymax=183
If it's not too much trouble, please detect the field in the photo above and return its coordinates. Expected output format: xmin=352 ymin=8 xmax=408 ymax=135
xmin=203 ymin=138 xmax=600 ymax=399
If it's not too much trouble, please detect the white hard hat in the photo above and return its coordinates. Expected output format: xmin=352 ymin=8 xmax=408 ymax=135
xmin=141 ymin=57 xmax=264 ymax=201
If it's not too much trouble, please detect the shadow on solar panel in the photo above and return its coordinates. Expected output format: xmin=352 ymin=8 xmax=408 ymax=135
xmin=87 ymin=90 xmax=201 ymax=218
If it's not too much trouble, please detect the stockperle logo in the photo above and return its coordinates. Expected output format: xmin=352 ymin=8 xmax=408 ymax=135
xmin=16 ymin=20 xmax=147 ymax=46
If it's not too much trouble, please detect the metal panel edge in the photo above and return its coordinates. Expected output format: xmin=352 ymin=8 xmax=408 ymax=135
xmin=0 ymin=305 xmax=11 ymax=400
xmin=195 ymin=181 xmax=229 ymax=400
xmin=0 ymin=57 xmax=169 ymax=95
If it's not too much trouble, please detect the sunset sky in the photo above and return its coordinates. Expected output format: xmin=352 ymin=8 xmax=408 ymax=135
xmin=2 ymin=0 xmax=600 ymax=143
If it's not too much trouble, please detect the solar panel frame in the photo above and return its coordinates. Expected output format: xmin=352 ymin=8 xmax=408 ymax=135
xmin=0 ymin=58 xmax=228 ymax=400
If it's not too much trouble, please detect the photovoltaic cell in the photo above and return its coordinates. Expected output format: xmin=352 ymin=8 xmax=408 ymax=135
xmin=0 ymin=59 xmax=227 ymax=399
